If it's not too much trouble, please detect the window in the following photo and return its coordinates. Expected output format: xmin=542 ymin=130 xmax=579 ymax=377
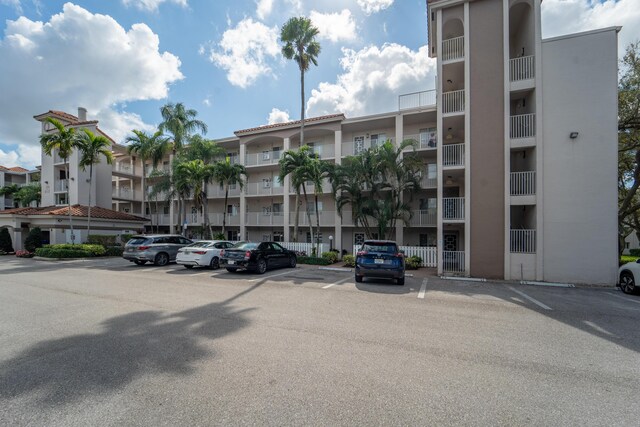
xmin=262 ymin=150 xmax=271 ymax=161
xmin=227 ymin=230 xmax=239 ymax=241
xmin=354 ymin=136 xmax=365 ymax=155
xmin=262 ymin=206 xmax=272 ymax=216
xmin=306 ymin=232 xmax=322 ymax=243
xmin=354 ymin=233 xmax=365 ymax=246
xmin=307 ymin=142 xmax=322 ymax=157
xmin=273 ymin=176 xmax=283 ymax=187
xmin=227 ymin=205 xmax=238 ymax=216
xmin=420 ymin=128 xmax=437 ymax=148
xmin=272 ymin=203 xmax=283 ymax=215
xmin=307 ymin=201 xmax=322 ymax=213
xmin=262 ymin=178 xmax=271 ymax=188
xmin=273 ymin=231 xmax=284 ymax=242
xmin=163 ymin=206 xmax=170 ymax=214
xmin=273 ymin=147 xmax=281 ymax=160
xmin=370 ymin=133 xmax=387 ymax=148
xmin=227 ymin=153 xmax=238 ymax=164
xmin=626 ymin=242 xmax=630 ymax=249
xmin=427 ymin=164 xmax=437 ymax=180
xmin=179 ymin=237 xmax=192 ymax=245
xmin=262 ymin=234 xmax=271 ymax=242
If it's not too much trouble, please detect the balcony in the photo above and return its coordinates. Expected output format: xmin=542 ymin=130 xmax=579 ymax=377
xmin=510 ymin=229 xmax=536 ymax=253
xmin=443 ymin=143 xmax=465 ymax=168
xmin=208 ymin=185 xmax=241 ymax=198
xmin=398 ymin=90 xmax=437 ymax=110
xmin=443 ymin=197 xmax=464 ymax=221
xmin=291 ymin=210 xmax=335 ymax=227
xmin=442 ymin=90 xmax=465 ymax=114
xmin=510 ymin=171 xmax=536 ymax=196
xmin=246 ymin=211 xmax=285 ymax=226
xmin=443 ymin=251 xmax=465 ymax=272
xmin=54 ymin=180 xmax=68 ymax=192
xmin=509 ymin=55 xmax=535 ymax=82
xmin=510 ymin=113 xmax=536 ymax=140
xmin=208 ymin=212 xmax=240 ymax=226
xmin=403 ymin=133 xmax=437 ymax=150
xmin=4 ymin=197 xmax=13 ymax=208
xmin=343 ymin=137 xmax=395 ymax=156
xmin=53 ymin=152 xmax=65 ymax=164
xmin=245 ymin=182 xmax=285 ymax=196
xmin=340 ymin=210 xmax=378 ymax=227
xmin=442 ymin=36 xmax=464 ymax=62
xmin=409 ymin=209 xmax=437 ymax=226
xmin=420 ymin=174 xmax=437 ymax=188
xmin=245 ymin=151 xmax=281 ymax=167
xmin=113 ymin=188 xmax=136 ymax=200
xmin=114 ymin=162 xmax=139 ymax=176
xmin=292 ymin=179 xmax=332 ymax=194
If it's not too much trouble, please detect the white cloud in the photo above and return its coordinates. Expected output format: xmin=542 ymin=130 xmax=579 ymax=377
xmin=203 ymin=97 xmax=212 ymax=107
xmin=121 ymin=0 xmax=187 ymax=12
xmin=310 ymin=9 xmax=357 ymax=43
xmin=256 ymin=0 xmax=274 ymax=20
xmin=0 ymin=0 xmax=22 ymax=14
xmin=267 ymin=108 xmax=290 ymax=124
xmin=307 ymin=43 xmax=436 ymax=118
xmin=0 ymin=2 xmax=183 ymax=160
xmin=0 ymin=144 xmax=40 ymax=169
xmin=206 ymin=18 xmax=280 ymax=88
xmin=357 ymin=0 xmax=394 ymax=15
xmin=541 ymin=0 xmax=640 ymax=56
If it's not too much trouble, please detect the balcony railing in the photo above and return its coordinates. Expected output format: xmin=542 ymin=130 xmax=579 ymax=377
xmin=54 ymin=180 xmax=68 ymax=192
xmin=510 ymin=55 xmax=535 ymax=82
xmin=510 ymin=171 xmax=536 ymax=196
xmin=510 ymin=229 xmax=536 ymax=253
xmin=208 ymin=213 xmax=241 ymax=226
xmin=113 ymin=188 xmax=136 ymax=200
xmin=442 ymin=90 xmax=465 ymax=114
xmin=340 ymin=210 xmax=378 ymax=227
xmin=510 ymin=113 xmax=536 ymax=139
xmin=443 ymin=143 xmax=465 ymax=167
xmin=443 ymin=251 xmax=465 ymax=272
xmin=442 ymin=36 xmax=464 ymax=62
xmin=208 ymin=185 xmax=241 ymax=198
xmin=291 ymin=210 xmax=335 ymax=227
xmin=420 ymin=174 xmax=437 ymax=188
xmin=398 ymin=90 xmax=437 ymax=110
xmin=115 ymin=162 xmax=138 ymax=176
xmin=246 ymin=211 xmax=285 ymax=226
xmin=343 ymin=137 xmax=395 ymax=156
xmin=245 ymin=151 xmax=282 ymax=167
xmin=245 ymin=182 xmax=285 ymax=196
xmin=53 ymin=152 xmax=65 ymax=164
xmin=409 ymin=209 xmax=437 ymax=226
xmin=403 ymin=133 xmax=437 ymax=150
xmin=443 ymin=197 xmax=464 ymax=220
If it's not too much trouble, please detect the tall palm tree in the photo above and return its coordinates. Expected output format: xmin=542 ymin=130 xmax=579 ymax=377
xmin=281 ymin=17 xmax=321 ymax=146
xmin=13 ymin=184 xmax=41 ymax=207
xmin=212 ymin=159 xmax=247 ymax=238
xmin=39 ymin=117 xmax=81 ymax=243
xmin=304 ymin=156 xmax=332 ymax=255
xmin=177 ymin=160 xmax=215 ymax=238
xmin=77 ymin=129 xmax=114 ymax=235
xmin=279 ymin=145 xmax=315 ymax=243
xmin=159 ymin=103 xmax=208 ymax=152
xmin=0 ymin=184 xmax=20 ymax=207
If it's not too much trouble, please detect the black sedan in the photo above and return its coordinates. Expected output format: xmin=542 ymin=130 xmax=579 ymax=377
xmin=220 ymin=241 xmax=297 ymax=274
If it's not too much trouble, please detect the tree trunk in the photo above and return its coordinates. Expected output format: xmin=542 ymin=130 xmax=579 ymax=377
xmin=87 ymin=163 xmax=93 ymax=236
xmin=203 ymin=181 xmax=211 ymax=239
xmin=141 ymin=163 xmax=146 ymax=233
xmin=300 ymin=65 xmax=305 ymax=146
xmin=65 ymin=160 xmax=74 ymax=244
xmin=314 ymin=191 xmax=321 ymax=256
xmin=301 ymin=184 xmax=314 ymax=255
xmin=155 ymin=196 xmax=160 ymax=233
xmin=293 ymin=190 xmax=300 ymax=242
xmin=222 ymin=186 xmax=229 ymax=238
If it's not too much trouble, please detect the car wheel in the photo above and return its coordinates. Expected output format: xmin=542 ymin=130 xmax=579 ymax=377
xmin=184 ymin=265 xmax=193 ymax=269
xmin=289 ymin=255 xmax=297 ymax=268
xmin=134 ymin=260 xmax=146 ymax=266
xmin=355 ymin=274 xmax=363 ymax=283
xmin=210 ymin=257 xmax=220 ymax=270
xmin=226 ymin=268 xmax=238 ymax=273
xmin=154 ymin=252 xmax=169 ymax=266
xmin=256 ymin=258 xmax=267 ymax=274
xmin=620 ymin=271 xmax=637 ymax=294
xmin=397 ymin=277 xmax=405 ymax=286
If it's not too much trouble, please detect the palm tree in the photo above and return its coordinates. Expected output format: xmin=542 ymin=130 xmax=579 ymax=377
xmin=13 ymin=184 xmax=41 ymax=207
xmin=77 ymin=129 xmax=114 ymax=235
xmin=212 ymin=159 xmax=247 ymax=238
xmin=281 ymin=17 xmax=321 ymax=146
xmin=39 ymin=118 xmax=81 ymax=243
xmin=304 ymin=156 xmax=332 ymax=255
xmin=279 ymin=145 xmax=316 ymax=243
xmin=176 ymin=160 xmax=215 ymax=238
xmin=0 ymin=184 xmax=20 ymax=207
xmin=159 ymin=103 xmax=208 ymax=152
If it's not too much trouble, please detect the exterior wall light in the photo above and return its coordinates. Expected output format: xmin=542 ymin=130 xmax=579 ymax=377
xmin=569 ymin=132 xmax=579 ymax=139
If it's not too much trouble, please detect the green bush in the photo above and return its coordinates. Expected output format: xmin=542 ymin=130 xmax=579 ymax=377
xmin=297 ymin=256 xmax=331 ymax=265
xmin=0 ymin=228 xmax=13 ymax=252
xmin=629 ymin=249 xmax=640 ymax=257
xmin=87 ymin=235 xmax=117 ymax=246
xmin=405 ymin=255 xmax=423 ymax=270
xmin=24 ymin=227 xmax=43 ymax=253
xmin=321 ymin=251 xmax=338 ymax=264
xmin=213 ymin=232 xmax=225 ymax=240
xmin=104 ymin=246 xmax=124 ymax=256
xmin=43 ymin=244 xmax=106 ymax=256
xmin=35 ymin=248 xmax=92 ymax=258
xmin=342 ymin=255 xmax=355 ymax=267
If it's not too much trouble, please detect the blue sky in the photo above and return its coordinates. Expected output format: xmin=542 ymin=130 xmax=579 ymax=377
xmin=0 ymin=0 xmax=638 ymax=169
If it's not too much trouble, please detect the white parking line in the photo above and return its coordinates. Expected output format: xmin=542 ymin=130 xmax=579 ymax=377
xmin=508 ymin=286 xmax=552 ymax=310
xmin=606 ymin=292 xmax=640 ymax=306
xmin=247 ymin=270 xmax=294 ymax=282
xmin=322 ymin=276 xmax=352 ymax=289
xmin=418 ymin=278 xmax=428 ymax=299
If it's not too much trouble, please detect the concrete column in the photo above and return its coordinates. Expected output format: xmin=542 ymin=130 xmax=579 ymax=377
xmin=282 ymin=138 xmax=291 ymax=242
xmin=395 ymin=115 xmax=404 ymax=245
xmin=239 ymin=142 xmax=246 ymax=239
xmin=13 ymin=229 xmax=22 ymax=251
xmin=436 ymin=8 xmax=444 ymax=276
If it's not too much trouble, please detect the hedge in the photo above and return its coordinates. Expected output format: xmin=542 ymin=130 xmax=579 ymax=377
xmin=24 ymin=227 xmax=43 ymax=253
xmin=42 ymin=244 xmax=106 ymax=257
xmin=297 ymin=256 xmax=332 ymax=266
xmin=629 ymin=249 xmax=640 ymax=257
xmin=87 ymin=235 xmax=117 ymax=246
xmin=342 ymin=255 xmax=355 ymax=267
xmin=405 ymin=256 xmax=422 ymax=270
xmin=105 ymin=246 xmax=124 ymax=256
xmin=321 ymin=251 xmax=338 ymax=264
xmin=35 ymin=248 xmax=92 ymax=258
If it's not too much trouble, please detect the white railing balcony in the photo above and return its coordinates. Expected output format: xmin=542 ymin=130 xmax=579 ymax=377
xmin=245 ymin=182 xmax=285 ymax=196
xmin=54 ymin=180 xmax=68 ymax=192
xmin=291 ymin=210 xmax=335 ymax=227
xmin=293 ymin=143 xmax=335 ymax=159
xmin=409 ymin=209 xmax=437 ymax=226
xmin=510 ymin=55 xmax=535 ymax=82
xmin=510 ymin=229 xmax=536 ymax=253
xmin=293 ymin=179 xmax=332 ymax=194
xmin=510 ymin=171 xmax=536 ymax=196
xmin=442 ymin=36 xmax=464 ymax=62
xmin=113 ymin=188 xmax=136 ymax=200
xmin=208 ymin=185 xmax=241 ymax=198
xmin=420 ymin=174 xmax=437 ymax=188
xmin=4 ymin=197 xmax=13 ymax=207
xmin=246 ymin=211 xmax=285 ymax=226
xmin=510 ymin=113 xmax=536 ymax=139
xmin=443 ymin=251 xmax=465 ymax=272
xmin=208 ymin=212 xmax=240 ymax=226
xmin=443 ymin=197 xmax=464 ymax=220
xmin=442 ymin=90 xmax=465 ymax=114
xmin=145 ymin=167 xmax=170 ymax=178
xmin=340 ymin=210 xmax=378 ymax=227
xmin=403 ymin=133 xmax=437 ymax=150
xmin=115 ymin=162 xmax=138 ymax=176
xmin=245 ymin=151 xmax=282 ymax=167
xmin=399 ymin=90 xmax=437 ymax=110
xmin=53 ymin=152 xmax=65 ymax=164
xmin=443 ymin=143 xmax=465 ymax=167
xmin=342 ymin=137 xmax=395 ymax=156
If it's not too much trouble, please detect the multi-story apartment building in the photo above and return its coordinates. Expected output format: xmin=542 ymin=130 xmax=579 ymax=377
xmin=0 ymin=165 xmax=39 ymax=211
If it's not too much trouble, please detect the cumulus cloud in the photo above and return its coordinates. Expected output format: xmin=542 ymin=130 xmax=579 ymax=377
xmin=206 ymin=18 xmax=280 ymax=88
xmin=541 ymin=0 xmax=640 ymax=55
xmin=0 ymin=2 xmax=183 ymax=167
xmin=307 ymin=43 xmax=436 ymax=118
xmin=121 ymin=0 xmax=187 ymax=12
xmin=267 ymin=108 xmax=290 ymax=124
xmin=357 ymin=0 xmax=394 ymax=15
xmin=256 ymin=0 xmax=273 ymax=20
xmin=0 ymin=144 xmax=40 ymax=169
xmin=310 ymin=9 xmax=357 ymax=43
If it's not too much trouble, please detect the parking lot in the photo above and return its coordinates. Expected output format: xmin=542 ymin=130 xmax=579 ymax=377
xmin=1 ymin=257 xmax=639 ymax=426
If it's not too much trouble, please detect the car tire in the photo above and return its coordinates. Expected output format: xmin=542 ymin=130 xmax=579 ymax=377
xmin=184 ymin=265 xmax=193 ymax=269
xmin=210 ymin=257 xmax=220 ymax=270
xmin=397 ymin=277 xmax=405 ymax=286
xmin=620 ymin=271 xmax=637 ymax=294
xmin=355 ymin=274 xmax=363 ymax=283
xmin=289 ymin=255 xmax=297 ymax=268
xmin=226 ymin=268 xmax=238 ymax=273
xmin=154 ymin=252 xmax=169 ymax=266
xmin=134 ymin=260 xmax=147 ymax=266
xmin=256 ymin=258 xmax=267 ymax=274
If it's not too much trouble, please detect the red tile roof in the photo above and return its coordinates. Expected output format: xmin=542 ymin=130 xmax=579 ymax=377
xmin=33 ymin=110 xmax=116 ymax=144
xmin=235 ymin=113 xmax=345 ymax=135
xmin=34 ymin=110 xmax=79 ymax=122
xmin=0 ymin=205 xmax=147 ymax=221
xmin=0 ymin=165 xmax=28 ymax=172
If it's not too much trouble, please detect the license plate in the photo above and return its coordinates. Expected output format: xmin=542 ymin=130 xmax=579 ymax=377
xmin=228 ymin=260 xmax=235 ymax=265
xmin=374 ymin=258 xmax=384 ymax=264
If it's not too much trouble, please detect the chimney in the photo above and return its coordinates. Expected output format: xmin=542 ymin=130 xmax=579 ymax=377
xmin=78 ymin=107 xmax=87 ymax=122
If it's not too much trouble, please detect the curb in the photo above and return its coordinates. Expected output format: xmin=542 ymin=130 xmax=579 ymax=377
xmin=319 ymin=266 xmax=352 ymax=272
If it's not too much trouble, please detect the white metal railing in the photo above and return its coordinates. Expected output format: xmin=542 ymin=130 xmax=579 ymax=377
xmin=208 ymin=213 xmax=240 ymax=226
xmin=442 ymin=90 xmax=465 ymax=114
xmin=340 ymin=211 xmax=378 ymax=227
xmin=290 ymin=210 xmax=335 ymax=227
xmin=510 ymin=171 xmax=536 ymax=196
xmin=510 ymin=229 xmax=536 ymax=253
xmin=292 ymin=143 xmax=335 ymax=159
xmin=113 ymin=188 xmax=136 ymax=200
xmin=443 ymin=251 xmax=465 ymax=272
xmin=442 ymin=36 xmax=464 ymax=62
xmin=343 ymin=137 xmax=395 ymax=156
xmin=292 ymin=179 xmax=332 ymax=194
xmin=443 ymin=143 xmax=465 ymax=167
xmin=245 ymin=182 xmax=285 ymax=196
xmin=115 ymin=162 xmax=138 ymax=176
xmin=420 ymin=174 xmax=437 ymax=188
xmin=443 ymin=197 xmax=464 ymax=220
xmin=403 ymin=133 xmax=437 ymax=150
xmin=352 ymin=245 xmax=437 ymax=267
xmin=510 ymin=113 xmax=536 ymax=139
xmin=510 ymin=55 xmax=535 ymax=82
xmin=53 ymin=152 xmax=65 ymax=164
xmin=281 ymin=242 xmax=327 ymax=255
xmin=245 ymin=211 xmax=285 ymax=226
xmin=409 ymin=209 xmax=437 ymax=226
xmin=54 ymin=180 xmax=68 ymax=192
xmin=398 ymin=90 xmax=437 ymax=110
xmin=245 ymin=151 xmax=282 ymax=166
xmin=208 ymin=185 xmax=241 ymax=198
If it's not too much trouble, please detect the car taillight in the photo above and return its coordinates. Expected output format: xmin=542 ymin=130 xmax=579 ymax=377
xmin=219 ymin=249 xmax=225 ymax=257
xmin=356 ymin=251 xmax=367 ymax=256
xmin=244 ymin=250 xmax=251 ymax=260
xmin=138 ymin=246 xmax=150 ymax=251
xmin=396 ymin=253 xmax=404 ymax=257
xmin=194 ymin=251 xmax=207 ymax=255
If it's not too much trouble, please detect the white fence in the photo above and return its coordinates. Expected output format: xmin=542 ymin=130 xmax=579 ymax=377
xmin=442 ymin=90 xmax=465 ymax=114
xmin=281 ymin=242 xmax=327 ymax=255
xmin=510 ymin=113 xmax=536 ymax=139
xmin=443 ymin=197 xmax=465 ymax=220
xmin=443 ymin=251 xmax=465 ymax=272
xmin=442 ymin=36 xmax=464 ymax=62
xmin=398 ymin=90 xmax=437 ymax=110
xmin=54 ymin=180 xmax=68 ymax=192
xmin=443 ymin=143 xmax=465 ymax=167
xmin=510 ymin=171 xmax=536 ymax=196
xmin=510 ymin=229 xmax=536 ymax=253
xmin=245 ymin=151 xmax=281 ymax=167
xmin=409 ymin=209 xmax=437 ymax=226
xmin=510 ymin=55 xmax=535 ymax=82
xmin=352 ymin=245 xmax=437 ymax=267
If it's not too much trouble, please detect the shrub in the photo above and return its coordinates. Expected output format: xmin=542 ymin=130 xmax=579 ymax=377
xmin=87 ymin=235 xmax=117 ymax=246
xmin=321 ymin=251 xmax=338 ymax=264
xmin=15 ymin=250 xmax=34 ymax=258
xmin=405 ymin=255 xmax=423 ymax=270
xmin=104 ymin=246 xmax=124 ymax=257
xmin=342 ymin=255 xmax=355 ymax=267
xmin=629 ymin=249 xmax=640 ymax=257
xmin=297 ymin=256 xmax=331 ymax=265
xmin=36 ymin=248 xmax=92 ymax=258
xmin=24 ymin=227 xmax=43 ymax=253
xmin=0 ymin=227 xmax=13 ymax=252
xmin=213 ymin=232 xmax=225 ymax=240
xmin=42 ymin=244 xmax=106 ymax=257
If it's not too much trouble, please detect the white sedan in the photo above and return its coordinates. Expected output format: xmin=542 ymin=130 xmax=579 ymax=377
xmin=176 ymin=240 xmax=234 ymax=270
xmin=618 ymin=259 xmax=640 ymax=294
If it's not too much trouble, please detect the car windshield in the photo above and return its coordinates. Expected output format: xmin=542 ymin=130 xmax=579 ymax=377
xmin=127 ymin=237 xmax=148 ymax=246
xmin=188 ymin=241 xmax=213 ymax=248
xmin=362 ymin=242 xmax=398 ymax=253
xmin=233 ymin=242 xmax=258 ymax=250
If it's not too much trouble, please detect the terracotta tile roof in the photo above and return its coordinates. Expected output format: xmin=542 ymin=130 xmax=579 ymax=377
xmin=235 ymin=113 xmax=345 ymax=135
xmin=0 ymin=205 xmax=147 ymax=222
xmin=0 ymin=165 xmax=28 ymax=172
xmin=33 ymin=110 xmax=79 ymax=122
